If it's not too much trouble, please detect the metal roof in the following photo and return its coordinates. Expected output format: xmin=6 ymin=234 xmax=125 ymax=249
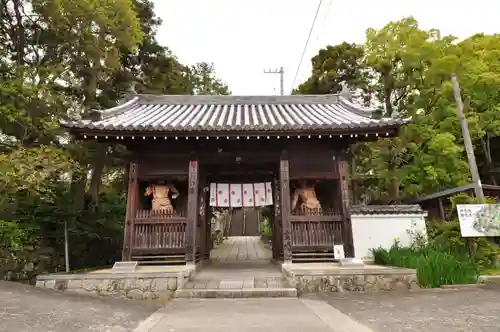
xmin=62 ymin=94 xmax=409 ymax=134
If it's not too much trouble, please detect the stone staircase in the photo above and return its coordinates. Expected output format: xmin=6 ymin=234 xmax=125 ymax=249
xmin=174 ymin=262 xmax=297 ymax=299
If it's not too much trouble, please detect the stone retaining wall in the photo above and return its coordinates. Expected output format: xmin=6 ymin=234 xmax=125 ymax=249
xmin=282 ymin=266 xmax=419 ymax=294
xmin=35 ymin=271 xmax=192 ymax=301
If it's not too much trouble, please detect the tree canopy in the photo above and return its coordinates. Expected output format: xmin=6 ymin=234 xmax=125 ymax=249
xmin=297 ymin=17 xmax=500 ymax=204
xmin=0 ymin=0 xmax=229 ymax=281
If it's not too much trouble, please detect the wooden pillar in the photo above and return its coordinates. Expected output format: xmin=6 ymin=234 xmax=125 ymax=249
xmin=186 ymin=160 xmax=199 ymax=263
xmin=280 ymin=157 xmax=292 ymax=262
xmin=337 ymin=156 xmax=355 ymax=258
xmin=437 ymin=198 xmax=446 ymax=221
xmin=199 ymin=174 xmax=207 ymax=260
xmin=122 ymin=161 xmax=138 ymax=261
xmin=272 ymin=176 xmax=282 ymax=260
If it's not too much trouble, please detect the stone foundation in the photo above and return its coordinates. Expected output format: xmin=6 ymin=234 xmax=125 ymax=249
xmin=282 ymin=264 xmax=419 ymax=294
xmin=35 ymin=270 xmax=193 ymax=301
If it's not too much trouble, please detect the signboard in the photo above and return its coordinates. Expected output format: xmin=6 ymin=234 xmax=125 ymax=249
xmin=457 ymin=204 xmax=500 ymax=237
xmin=333 ymin=245 xmax=345 ymax=260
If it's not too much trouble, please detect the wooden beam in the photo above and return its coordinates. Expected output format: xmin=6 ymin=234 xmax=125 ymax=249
xmin=280 ymin=157 xmax=292 ymax=262
xmin=122 ymin=161 xmax=138 ymax=261
xmin=186 ymin=160 xmax=199 ymax=262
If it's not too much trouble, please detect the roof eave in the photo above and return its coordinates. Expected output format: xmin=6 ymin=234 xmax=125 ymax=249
xmin=65 ymin=125 xmax=402 ymax=140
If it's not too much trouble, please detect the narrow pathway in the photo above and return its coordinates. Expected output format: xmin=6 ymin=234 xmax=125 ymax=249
xmin=176 ymin=236 xmax=294 ymax=298
xmin=210 ymin=236 xmax=272 ymax=262
xmin=139 ymin=298 xmax=345 ymax=332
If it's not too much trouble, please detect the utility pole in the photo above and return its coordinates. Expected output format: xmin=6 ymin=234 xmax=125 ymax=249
xmin=451 ymin=75 xmax=485 ymax=203
xmin=264 ymin=67 xmax=284 ymax=95
xmin=451 ymin=75 xmax=483 ymax=259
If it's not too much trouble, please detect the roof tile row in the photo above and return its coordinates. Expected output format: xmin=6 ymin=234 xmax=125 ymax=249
xmin=63 ymin=94 xmax=409 ymax=134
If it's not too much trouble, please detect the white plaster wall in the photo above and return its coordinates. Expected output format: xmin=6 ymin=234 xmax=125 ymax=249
xmin=351 ymin=213 xmax=427 ymax=261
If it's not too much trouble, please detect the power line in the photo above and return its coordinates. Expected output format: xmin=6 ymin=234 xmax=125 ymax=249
xmin=314 ymin=0 xmax=334 ymax=45
xmin=290 ymin=0 xmax=323 ymax=93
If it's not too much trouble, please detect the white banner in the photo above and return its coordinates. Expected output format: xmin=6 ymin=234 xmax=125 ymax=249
xmin=457 ymin=204 xmax=500 ymax=237
xmin=209 ymin=182 xmax=273 ymax=207
xmin=229 ymin=184 xmax=242 ymax=207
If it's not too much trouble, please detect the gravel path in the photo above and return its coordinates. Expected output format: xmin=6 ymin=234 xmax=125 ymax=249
xmin=0 ymin=281 xmax=160 ymax=332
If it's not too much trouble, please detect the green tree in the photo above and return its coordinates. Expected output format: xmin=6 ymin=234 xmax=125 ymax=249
xmin=294 ymin=42 xmax=370 ymax=103
xmin=0 ymin=0 xmax=231 ymax=280
xmin=297 ymin=17 xmax=477 ymax=203
xmin=189 ymin=62 xmax=231 ymax=95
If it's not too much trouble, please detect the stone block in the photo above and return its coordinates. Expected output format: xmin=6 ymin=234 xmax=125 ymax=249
xmin=243 ymin=279 xmax=254 ymax=288
xmin=167 ymin=277 xmax=177 ymax=290
xmin=67 ymin=279 xmax=82 ymax=289
xmin=126 ymin=289 xmax=144 ymax=300
xmin=82 ymin=279 xmax=100 ymax=291
xmin=151 ymin=278 xmax=168 ymax=292
xmin=44 ymin=280 xmax=56 ymax=289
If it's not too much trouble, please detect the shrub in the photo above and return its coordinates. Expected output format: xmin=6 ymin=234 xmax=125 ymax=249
xmin=259 ymin=216 xmax=272 ymax=238
xmin=372 ymin=242 xmax=479 ymax=287
xmin=428 ymin=220 xmax=500 ymax=269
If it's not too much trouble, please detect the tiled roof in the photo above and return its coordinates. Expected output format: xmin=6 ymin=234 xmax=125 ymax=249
xmin=409 ymin=184 xmax=500 ymax=203
xmin=62 ymin=94 xmax=409 ymax=134
xmin=351 ymin=205 xmax=426 ymax=215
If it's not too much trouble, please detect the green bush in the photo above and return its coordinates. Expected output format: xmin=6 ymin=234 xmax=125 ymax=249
xmin=372 ymin=242 xmax=479 ymax=288
xmin=259 ymin=216 xmax=272 ymax=238
xmin=427 ymin=220 xmax=500 ymax=270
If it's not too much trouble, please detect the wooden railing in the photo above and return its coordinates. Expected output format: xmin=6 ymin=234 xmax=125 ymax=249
xmin=135 ymin=209 xmax=186 ymax=221
xmin=132 ymin=209 xmax=187 ymax=250
xmin=289 ymin=208 xmax=343 ymax=248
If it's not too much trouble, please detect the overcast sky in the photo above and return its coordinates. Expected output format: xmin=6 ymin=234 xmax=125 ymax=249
xmin=153 ymin=0 xmax=499 ymax=96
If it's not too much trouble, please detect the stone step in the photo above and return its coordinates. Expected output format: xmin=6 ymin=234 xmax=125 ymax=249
xmin=174 ymin=287 xmax=298 ymax=299
xmin=182 ymin=277 xmax=290 ymax=289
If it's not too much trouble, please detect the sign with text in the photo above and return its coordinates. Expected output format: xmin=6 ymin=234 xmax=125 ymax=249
xmin=457 ymin=204 xmax=500 ymax=237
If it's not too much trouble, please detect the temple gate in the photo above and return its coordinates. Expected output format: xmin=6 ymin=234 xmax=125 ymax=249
xmin=63 ymin=94 xmax=408 ymax=265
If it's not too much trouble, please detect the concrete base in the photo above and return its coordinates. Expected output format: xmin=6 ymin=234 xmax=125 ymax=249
xmin=35 ymin=265 xmax=196 ymax=301
xmin=282 ymin=262 xmax=419 ymax=294
xmin=478 ymin=275 xmax=500 ymax=284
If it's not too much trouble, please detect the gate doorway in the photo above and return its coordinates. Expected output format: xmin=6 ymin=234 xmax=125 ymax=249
xmin=199 ymin=162 xmax=282 ymax=263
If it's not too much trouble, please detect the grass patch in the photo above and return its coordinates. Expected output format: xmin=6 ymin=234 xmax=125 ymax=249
xmin=481 ymin=268 xmax=500 ymax=276
xmin=372 ymin=243 xmax=479 ymax=288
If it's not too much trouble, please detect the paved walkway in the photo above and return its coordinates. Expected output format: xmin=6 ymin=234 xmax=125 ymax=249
xmin=183 ymin=237 xmax=285 ymax=293
xmin=210 ymin=236 xmax=272 ymax=262
xmin=4 ymin=280 xmax=500 ymax=331
xmin=138 ymin=298 xmax=342 ymax=332
xmin=142 ymin=287 xmax=500 ymax=332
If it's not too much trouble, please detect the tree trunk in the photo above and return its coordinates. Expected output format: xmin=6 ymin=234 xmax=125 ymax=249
xmin=70 ymin=169 xmax=87 ymax=212
xmin=482 ymin=134 xmax=497 ymax=185
xmin=88 ymin=159 xmax=105 ymax=205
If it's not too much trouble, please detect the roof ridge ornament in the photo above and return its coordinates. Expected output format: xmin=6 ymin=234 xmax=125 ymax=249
xmin=128 ymin=81 xmax=138 ymax=94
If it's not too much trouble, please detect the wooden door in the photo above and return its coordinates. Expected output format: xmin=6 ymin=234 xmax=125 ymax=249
xmin=229 ymin=208 xmax=259 ymax=236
